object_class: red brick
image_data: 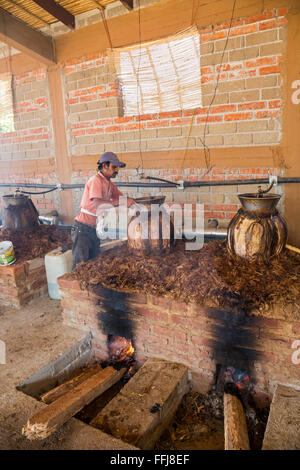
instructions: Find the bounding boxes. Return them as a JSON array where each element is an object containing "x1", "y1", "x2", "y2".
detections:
[
  {"x1": 57, "y1": 277, "x2": 81, "y2": 290},
  {"x1": 238, "y1": 101, "x2": 266, "y2": 110},
  {"x1": 229, "y1": 24, "x2": 257, "y2": 36},
  {"x1": 80, "y1": 95, "x2": 97, "y2": 102},
  {"x1": 196, "y1": 115, "x2": 222, "y2": 123},
  {"x1": 259, "y1": 17, "x2": 288, "y2": 30},
  {"x1": 158, "y1": 111, "x2": 181, "y2": 119},
  {"x1": 136, "y1": 113, "x2": 157, "y2": 121},
  {"x1": 125, "y1": 123, "x2": 146, "y2": 130},
  {"x1": 277, "y1": 7, "x2": 288, "y2": 16},
  {"x1": 268, "y1": 100, "x2": 281, "y2": 108},
  {"x1": 259, "y1": 65, "x2": 281, "y2": 75},
  {"x1": 224, "y1": 112, "x2": 252, "y2": 121},
  {"x1": 244, "y1": 10, "x2": 276, "y2": 24},
  {"x1": 245, "y1": 57, "x2": 277, "y2": 68},
  {"x1": 114, "y1": 116, "x2": 135, "y2": 124},
  {"x1": 255, "y1": 110, "x2": 280, "y2": 118},
  {"x1": 210, "y1": 104, "x2": 236, "y2": 113},
  {"x1": 147, "y1": 120, "x2": 169, "y2": 128},
  {"x1": 104, "y1": 126, "x2": 122, "y2": 133}
]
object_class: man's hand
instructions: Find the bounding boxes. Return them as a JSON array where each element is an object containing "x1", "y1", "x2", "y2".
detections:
[{"x1": 127, "y1": 197, "x2": 136, "y2": 207}]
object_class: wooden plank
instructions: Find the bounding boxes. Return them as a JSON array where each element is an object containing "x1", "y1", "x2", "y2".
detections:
[
  {"x1": 262, "y1": 384, "x2": 300, "y2": 450},
  {"x1": 23, "y1": 366, "x2": 126, "y2": 440},
  {"x1": 48, "y1": 66, "x2": 74, "y2": 225},
  {"x1": 0, "y1": 7, "x2": 56, "y2": 65},
  {"x1": 32, "y1": 0, "x2": 75, "y2": 29},
  {"x1": 224, "y1": 393, "x2": 250, "y2": 450},
  {"x1": 40, "y1": 364, "x2": 103, "y2": 404},
  {"x1": 91, "y1": 359, "x2": 189, "y2": 449}
]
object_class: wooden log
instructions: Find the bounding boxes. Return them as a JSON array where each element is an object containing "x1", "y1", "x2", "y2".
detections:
[
  {"x1": 23, "y1": 367, "x2": 126, "y2": 440},
  {"x1": 262, "y1": 384, "x2": 300, "y2": 450},
  {"x1": 91, "y1": 359, "x2": 189, "y2": 449},
  {"x1": 40, "y1": 364, "x2": 103, "y2": 404},
  {"x1": 224, "y1": 393, "x2": 250, "y2": 450}
]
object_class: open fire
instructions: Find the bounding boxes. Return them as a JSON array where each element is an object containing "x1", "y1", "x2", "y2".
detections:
[{"x1": 107, "y1": 335, "x2": 135, "y2": 366}]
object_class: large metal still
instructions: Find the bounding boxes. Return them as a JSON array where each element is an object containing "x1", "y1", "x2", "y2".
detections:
[
  {"x1": 127, "y1": 196, "x2": 175, "y2": 253},
  {"x1": 2, "y1": 192, "x2": 40, "y2": 231},
  {"x1": 227, "y1": 190, "x2": 287, "y2": 261}
]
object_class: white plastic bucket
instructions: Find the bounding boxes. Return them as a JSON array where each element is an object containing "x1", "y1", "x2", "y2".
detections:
[
  {"x1": 45, "y1": 247, "x2": 72, "y2": 300},
  {"x1": 0, "y1": 241, "x2": 16, "y2": 266}
]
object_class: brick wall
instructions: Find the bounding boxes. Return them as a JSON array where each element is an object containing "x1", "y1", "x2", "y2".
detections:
[
  {"x1": 58, "y1": 277, "x2": 300, "y2": 400},
  {"x1": 63, "y1": 9, "x2": 287, "y2": 153},
  {"x1": 64, "y1": 8, "x2": 287, "y2": 225},
  {"x1": 0, "y1": 69, "x2": 59, "y2": 218},
  {"x1": 0, "y1": 8, "x2": 289, "y2": 225},
  {"x1": 71, "y1": 167, "x2": 284, "y2": 227}
]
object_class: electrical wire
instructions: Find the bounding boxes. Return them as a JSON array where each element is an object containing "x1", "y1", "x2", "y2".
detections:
[
  {"x1": 199, "y1": 0, "x2": 237, "y2": 170},
  {"x1": 136, "y1": 0, "x2": 144, "y2": 174},
  {"x1": 181, "y1": 0, "x2": 237, "y2": 172},
  {"x1": 19, "y1": 187, "x2": 58, "y2": 195}
]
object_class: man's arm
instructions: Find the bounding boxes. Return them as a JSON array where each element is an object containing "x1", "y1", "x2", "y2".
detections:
[{"x1": 92, "y1": 196, "x2": 135, "y2": 211}]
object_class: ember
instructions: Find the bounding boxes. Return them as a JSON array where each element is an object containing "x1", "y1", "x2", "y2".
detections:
[{"x1": 108, "y1": 335, "x2": 135, "y2": 365}]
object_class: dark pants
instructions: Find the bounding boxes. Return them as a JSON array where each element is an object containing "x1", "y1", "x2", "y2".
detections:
[{"x1": 71, "y1": 220, "x2": 100, "y2": 269}]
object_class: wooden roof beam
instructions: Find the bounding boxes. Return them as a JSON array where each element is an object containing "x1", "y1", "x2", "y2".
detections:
[
  {"x1": 32, "y1": 0, "x2": 75, "y2": 29},
  {"x1": 120, "y1": 0, "x2": 134, "y2": 10},
  {"x1": 0, "y1": 7, "x2": 56, "y2": 65}
]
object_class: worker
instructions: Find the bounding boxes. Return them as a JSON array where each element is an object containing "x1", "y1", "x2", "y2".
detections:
[{"x1": 72, "y1": 151, "x2": 135, "y2": 269}]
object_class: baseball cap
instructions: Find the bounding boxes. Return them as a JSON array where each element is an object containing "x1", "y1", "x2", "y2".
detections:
[{"x1": 97, "y1": 152, "x2": 126, "y2": 168}]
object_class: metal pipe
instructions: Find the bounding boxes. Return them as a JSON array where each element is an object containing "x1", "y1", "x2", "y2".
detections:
[{"x1": 0, "y1": 177, "x2": 300, "y2": 191}]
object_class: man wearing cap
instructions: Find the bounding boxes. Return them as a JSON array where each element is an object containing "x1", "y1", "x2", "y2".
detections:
[{"x1": 72, "y1": 152, "x2": 135, "y2": 269}]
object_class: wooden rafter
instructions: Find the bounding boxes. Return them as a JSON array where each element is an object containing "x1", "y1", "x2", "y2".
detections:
[
  {"x1": 0, "y1": 7, "x2": 56, "y2": 65},
  {"x1": 120, "y1": 0, "x2": 134, "y2": 10},
  {"x1": 31, "y1": 0, "x2": 75, "y2": 29},
  {"x1": 5, "y1": 0, "x2": 50, "y2": 28}
]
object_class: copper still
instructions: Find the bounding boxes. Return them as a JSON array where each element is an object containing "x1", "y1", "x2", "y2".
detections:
[
  {"x1": 227, "y1": 188, "x2": 287, "y2": 261},
  {"x1": 127, "y1": 196, "x2": 175, "y2": 253},
  {"x1": 2, "y1": 192, "x2": 40, "y2": 231}
]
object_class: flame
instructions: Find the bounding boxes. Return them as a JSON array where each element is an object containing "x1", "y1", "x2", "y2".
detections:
[{"x1": 108, "y1": 336, "x2": 135, "y2": 363}]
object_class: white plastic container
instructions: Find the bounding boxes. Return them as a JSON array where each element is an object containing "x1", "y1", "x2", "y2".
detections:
[
  {"x1": 45, "y1": 247, "x2": 72, "y2": 300},
  {"x1": 0, "y1": 241, "x2": 16, "y2": 266}
]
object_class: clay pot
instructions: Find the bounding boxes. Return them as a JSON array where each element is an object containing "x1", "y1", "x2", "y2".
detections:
[
  {"x1": 2, "y1": 194, "x2": 40, "y2": 231},
  {"x1": 127, "y1": 196, "x2": 175, "y2": 253},
  {"x1": 227, "y1": 193, "x2": 287, "y2": 261}
]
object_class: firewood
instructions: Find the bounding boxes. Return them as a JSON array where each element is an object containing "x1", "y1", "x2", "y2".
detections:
[
  {"x1": 40, "y1": 364, "x2": 102, "y2": 404},
  {"x1": 91, "y1": 359, "x2": 189, "y2": 449},
  {"x1": 23, "y1": 367, "x2": 126, "y2": 440},
  {"x1": 224, "y1": 393, "x2": 250, "y2": 450}
]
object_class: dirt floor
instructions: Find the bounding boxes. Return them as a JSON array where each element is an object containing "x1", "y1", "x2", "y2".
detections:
[
  {"x1": 70, "y1": 240, "x2": 300, "y2": 316},
  {"x1": 0, "y1": 296, "x2": 137, "y2": 450},
  {"x1": 0, "y1": 225, "x2": 72, "y2": 262}
]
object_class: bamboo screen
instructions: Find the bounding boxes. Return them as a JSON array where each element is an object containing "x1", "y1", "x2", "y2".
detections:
[
  {"x1": 109, "y1": 26, "x2": 201, "y2": 116},
  {"x1": 0, "y1": 73, "x2": 14, "y2": 134}
]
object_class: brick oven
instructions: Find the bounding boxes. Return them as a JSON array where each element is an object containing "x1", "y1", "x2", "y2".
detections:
[
  {"x1": 58, "y1": 273, "x2": 300, "y2": 404},
  {"x1": 0, "y1": 257, "x2": 48, "y2": 308}
]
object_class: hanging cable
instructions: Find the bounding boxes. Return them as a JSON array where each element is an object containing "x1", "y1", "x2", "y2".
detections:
[
  {"x1": 19, "y1": 187, "x2": 58, "y2": 195},
  {"x1": 181, "y1": 0, "x2": 237, "y2": 173},
  {"x1": 136, "y1": 0, "x2": 144, "y2": 174}
]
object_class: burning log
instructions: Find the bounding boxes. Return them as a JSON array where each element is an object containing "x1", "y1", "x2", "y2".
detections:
[
  {"x1": 23, "y1": 366, "x2": 126, "y2": 440},
  {"x1": 40, "y1": 365, "x2": 103, "y2": 404},
  {"x1": 91, "y1": 359, "x2": 189, "y2": 449},
  {"x1": 224, "y1": 393, "x2": 250, "y2": 450}
]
